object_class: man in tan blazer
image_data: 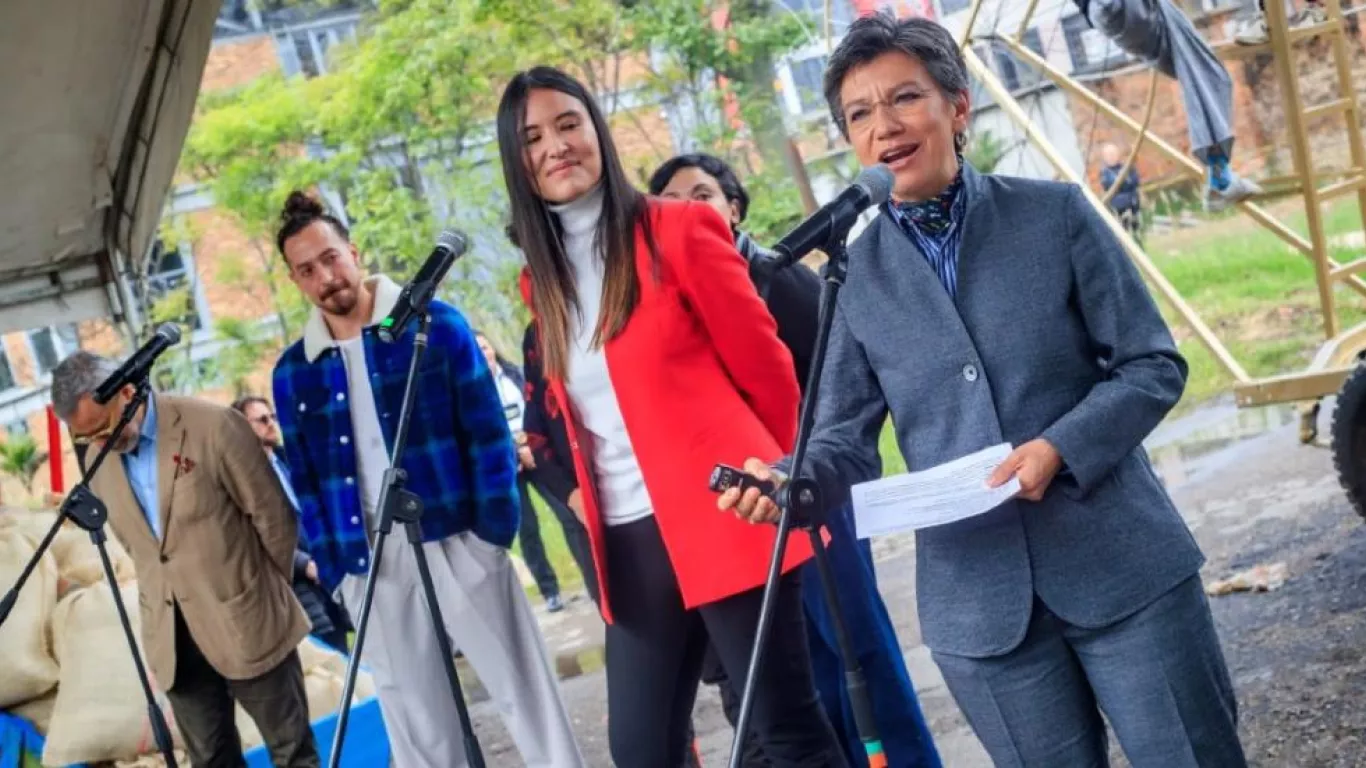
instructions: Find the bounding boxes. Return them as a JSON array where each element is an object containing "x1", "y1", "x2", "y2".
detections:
[{"x1": 51, "y1": 351, "x2": 318, "y2": 768}]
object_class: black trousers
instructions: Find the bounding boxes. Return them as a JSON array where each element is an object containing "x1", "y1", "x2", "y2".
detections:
[
  {"x1": 516, "y1": 472, "x2": 561, "y2": 600},
  {"x1": 521, "y1": 473, "x2": 601, "y2": 605},
  {"x1": 603, "y1": 517, "x2": 848, "y2": 768},
  {"x1": 165, "y1": 607, "x2": 319, "y2": 768}
]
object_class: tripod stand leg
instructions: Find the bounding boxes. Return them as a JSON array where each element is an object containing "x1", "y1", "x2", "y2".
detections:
[
  {"x1": 93, "y1": 533, "x2": 178, "y2": 768},
  {"x1": 404, "y1": 522, "x2": 485, "y2": 768},
  {"x1": 328, "y1": 531, "x2": 390, "y2": 768},
  {"x1": 806, "y1": 528, "x2": 886, "y2": 768},
  {"x1": 0, "y1": 513, "x2": 65, "y2": 625}
]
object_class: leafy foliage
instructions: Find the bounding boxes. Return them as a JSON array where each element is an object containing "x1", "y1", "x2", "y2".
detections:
[
  {"x1": 179, "y1": 0, "x2": 814, "y2": 372},
  {"x1": 0, "y1": 435, "x2": 48, "y2": 496}
]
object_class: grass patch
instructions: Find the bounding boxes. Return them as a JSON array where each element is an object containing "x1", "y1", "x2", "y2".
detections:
[
  {"x1": 511, "y1": 487, "x2": 585, "y2": 598},
  {"x1": 1142, "y1": 196, "x2": 1366, "y2": 413}
]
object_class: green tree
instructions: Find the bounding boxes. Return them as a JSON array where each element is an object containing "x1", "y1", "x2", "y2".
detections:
[{"x1": 0, "y1": 435, "x2": 48, "y2": 497}]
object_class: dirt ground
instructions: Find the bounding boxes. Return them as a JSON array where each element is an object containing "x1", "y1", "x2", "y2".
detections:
[{"x1": 452, "y1": 398, "x2": 1366, "y2": 767}]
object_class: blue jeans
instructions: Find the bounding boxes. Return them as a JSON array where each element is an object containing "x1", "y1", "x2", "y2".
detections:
[{"x1": 800, "y1": 504, "x2": 941, "y2": 768}]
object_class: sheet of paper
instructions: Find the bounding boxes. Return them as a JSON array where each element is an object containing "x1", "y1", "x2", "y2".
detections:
[{"x1": 851, "y1": 443, "x2": 1021, "y2": 539}]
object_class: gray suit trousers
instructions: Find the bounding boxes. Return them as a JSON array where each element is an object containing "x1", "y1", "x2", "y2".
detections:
[{"x1": 932, "y1": 577, "x2": 1246, "y2": 768}]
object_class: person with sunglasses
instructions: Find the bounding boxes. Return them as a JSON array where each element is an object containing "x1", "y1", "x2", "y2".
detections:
[
  {"x1": 233, "y1": 395, "x2": 352, "y2": 653},
  {"x1": 51, "y1": 352, "x2": 320, "y2": 768}
]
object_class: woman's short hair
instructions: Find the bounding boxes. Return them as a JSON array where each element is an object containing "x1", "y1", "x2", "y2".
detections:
[
  {"x1": 646, "y1": 153, "x2": 751, "y2": 223},
  {"x1": 822, "y1": 13, "x2": 969, "y2": 146}
]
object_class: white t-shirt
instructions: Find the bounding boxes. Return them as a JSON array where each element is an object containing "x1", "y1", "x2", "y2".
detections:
[
  {"x1": 337, "y1": 336, "x2": 390, "y2": 533},
  {"x1": 550, "y1": 186, "x2": 654, "y2": 527},
  {"x1": 493, "y1": 369, "x2": 525, "y2": 434}
]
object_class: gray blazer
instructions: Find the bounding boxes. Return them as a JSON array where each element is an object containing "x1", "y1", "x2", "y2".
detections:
[{"x1": 795, "y1": 163, "x2": 1205, "y2": 659}]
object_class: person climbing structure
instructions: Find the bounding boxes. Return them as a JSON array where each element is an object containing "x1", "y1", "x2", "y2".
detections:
[
  {"x1": 1233, "y1": 0, "x2": 1327, "y2": 46},
  {"x1": 1073, "y1": 0, "x2": 1263, "y2": 211}
]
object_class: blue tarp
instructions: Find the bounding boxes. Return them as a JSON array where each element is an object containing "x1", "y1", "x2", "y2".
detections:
[{"x1": 0, "y1": 667, "x2": 388, "y2": 768}]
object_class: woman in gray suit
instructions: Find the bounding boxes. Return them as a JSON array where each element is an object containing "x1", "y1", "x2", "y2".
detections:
[{"x1": 719, "y1": 13, "x2": 1246, "y2": 768}]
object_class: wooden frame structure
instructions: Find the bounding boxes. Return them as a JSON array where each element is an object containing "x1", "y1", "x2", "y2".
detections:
[{"x1": 957, "y1": 0, "x2": 1366, "y2": 426}]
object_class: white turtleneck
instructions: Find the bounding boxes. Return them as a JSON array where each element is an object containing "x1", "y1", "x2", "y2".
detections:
[{"x1": 548, "y1": 186, "x2": 654, "y2": 527}]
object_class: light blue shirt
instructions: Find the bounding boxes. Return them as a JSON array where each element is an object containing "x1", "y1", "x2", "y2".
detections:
[
  {"x1": 269, "y1": 450, "x2": 300, "y2": 511},
  {"x1": 121, "y1": 396, "x2": 161, "y2": 538}
]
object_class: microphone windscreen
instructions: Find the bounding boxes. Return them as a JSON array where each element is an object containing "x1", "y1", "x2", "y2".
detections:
[
  {"x1": 154, "y1": 322, "x2": 182, "y2": 345},
  {"x1": 856, "y1": 164, "x2": 895, "y2": 206},
  {"x1": 436, "y1": 229, "x2": 469, "y2": 256}
]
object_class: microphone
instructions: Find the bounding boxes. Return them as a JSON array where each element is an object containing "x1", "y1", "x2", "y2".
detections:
[
  {"x1": 769, "y1": 164, "x2": 894, "y2": 269},
  {"x1": 378, "y1": 230, "x2": 470, "y2": 343},
  {"x1": 92, "y1": 323, "x2": 182, "y2": 404}
]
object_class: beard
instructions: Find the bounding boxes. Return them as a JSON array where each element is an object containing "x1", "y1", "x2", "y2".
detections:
[
  {"x1": 110, "y1": 430, "x2": 140, "y2": 453},
  {"x1": 318, "y1": 283, "x2": 358, "y2": 316}
]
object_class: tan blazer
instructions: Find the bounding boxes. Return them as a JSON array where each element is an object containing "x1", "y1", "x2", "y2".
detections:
[{"x1": 90, "y1": 394, "x2": 310, "y2": 688}]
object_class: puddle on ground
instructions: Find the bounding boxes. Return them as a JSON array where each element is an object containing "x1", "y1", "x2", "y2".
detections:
[{"x1": 1146, "y1": 401, "x2": 1302, "y2": 489}]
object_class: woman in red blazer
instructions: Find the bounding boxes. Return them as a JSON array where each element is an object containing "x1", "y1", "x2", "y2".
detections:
[{"x1": 496, "y1": 66, "x2": 848, "y2": 767}]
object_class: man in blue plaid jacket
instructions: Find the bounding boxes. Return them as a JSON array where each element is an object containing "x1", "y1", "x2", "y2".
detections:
[{"x1": 270, "y1": 191, "x2": 583, "y2": 767}]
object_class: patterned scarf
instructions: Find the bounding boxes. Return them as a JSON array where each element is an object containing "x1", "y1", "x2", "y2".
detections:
[{"x1": 894, "y1": 167, "x2": 964, "y2": 235}]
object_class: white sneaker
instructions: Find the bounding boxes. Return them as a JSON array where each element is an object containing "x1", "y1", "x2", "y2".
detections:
[
  {"x1": 1205, "y1": 173, "x2": 1264, "y2": 213},
  {"x1": 1292, "y1": 5, "x2": 1329, "y2": 27},
  {"x1": 1234, "y1": 14, "x2": 1269, "y2": 45}
]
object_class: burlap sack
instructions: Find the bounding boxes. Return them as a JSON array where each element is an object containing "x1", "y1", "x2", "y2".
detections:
[
  {"x1": 297, "y1": 637, "x2": 376, "y2": 702},
  {"x1": 42, "y1": 582, "x2": 183, "y2": 766},
  {"x1": 10, "y1": 690, "x2": 57, "y2": 735},
  {"x1": 0, "y1": 513, "x2": 60, "y2": 707},
  {"x1": 111, "y1": 749, "x2": 190, "y2": 768},
  {"x1": 38, "y1": 512, "x2": 137, "y2": 592}
]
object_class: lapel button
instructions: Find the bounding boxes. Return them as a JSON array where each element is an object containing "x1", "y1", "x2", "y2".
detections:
[{"x1": 159, "y1": 554, "x2": 168, "y2": 564}]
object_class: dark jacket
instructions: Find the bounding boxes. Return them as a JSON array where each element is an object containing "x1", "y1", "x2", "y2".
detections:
[
  {"x1": 520, "y1": 323, "x2": 579, "y2": 507},
  {"x1": 1100, "y1": 163, "x2": 1141, "y2": 214},
  {"x1": 735, "y1": 231, "x2": 822, "y2": 394},
  {"x1": 275, "y1": 448, "x2": 352, "y2": 644}
]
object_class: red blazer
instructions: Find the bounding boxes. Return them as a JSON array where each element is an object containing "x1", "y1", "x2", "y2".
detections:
[{"x1": 519, "y1": 198, "x2": 812, "y2": 624}]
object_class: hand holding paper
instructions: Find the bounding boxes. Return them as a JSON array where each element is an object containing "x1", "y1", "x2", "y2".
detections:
[
  {"x1": 851, "y1": 443, "x2": 1022, "y2": 539},
  {"x1": 987, "y1": 438, "x2": 1064, "y2": 502}
]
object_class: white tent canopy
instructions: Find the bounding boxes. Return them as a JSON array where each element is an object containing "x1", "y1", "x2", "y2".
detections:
[{"x1": 0, "y1": 0, "x2": 220, "y2": 337}]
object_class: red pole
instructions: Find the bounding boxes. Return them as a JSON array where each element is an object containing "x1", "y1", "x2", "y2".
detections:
[{"x1": 47, "y1": 404, "x2": 63, "y2": 494}]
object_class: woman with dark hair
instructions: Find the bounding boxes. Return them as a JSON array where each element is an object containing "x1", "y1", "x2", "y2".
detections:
[
  {"x1": 721, "y1": 13, "x2": 1246, "y2": 768},
  {"x1": 650, "y1": 153, "x2": 940, "y2": 768},
  {"x1": 496, "y1": 65, "x2": 847, "y2": 766}
]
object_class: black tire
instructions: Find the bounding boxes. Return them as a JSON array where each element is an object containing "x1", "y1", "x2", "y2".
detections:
[{"x1": 1331, "y1": 361, "x2": 1366, "y2": 521}]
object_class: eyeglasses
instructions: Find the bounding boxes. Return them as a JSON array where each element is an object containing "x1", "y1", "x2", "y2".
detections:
[
  {"x1": 251, "y1": 413, "x2": 277, "y2": 427},
  {"x1": 71, "y1": 405, "x2": 123, "y2": 446}
]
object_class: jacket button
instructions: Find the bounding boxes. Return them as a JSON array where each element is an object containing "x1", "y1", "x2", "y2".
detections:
[
  {"x1": 963, "y1": 364, "x2": 979, "y2": 382},
  {"x1": 340, "y1": 436, "x2": 350, "y2": 445},
  {"x1": 164, "y1": 599, "x2": 172, "y2": 607},
  {"x1": 159, "y1": 554, "x2": 168, "y2": 563}
]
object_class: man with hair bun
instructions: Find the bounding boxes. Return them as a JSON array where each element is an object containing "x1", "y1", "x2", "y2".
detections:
[{"x1": 270, "y1": 191, "x2": 582, "y2": 767}]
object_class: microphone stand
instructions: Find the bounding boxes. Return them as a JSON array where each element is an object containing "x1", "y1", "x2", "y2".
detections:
[
  {"x1": 330, "y1": 312, "x2": 484, "y2": 768},
  {"x1": 0, "y1": 380, "x2": 178, "y2": 767},
  {"x1": 729, "y1": 236, "x2": 887, "y2": 768}
]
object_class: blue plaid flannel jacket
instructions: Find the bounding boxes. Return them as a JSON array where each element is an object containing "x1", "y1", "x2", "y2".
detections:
[{"x1": 272, "y1": 276, "x2": 519, "y2": 591}]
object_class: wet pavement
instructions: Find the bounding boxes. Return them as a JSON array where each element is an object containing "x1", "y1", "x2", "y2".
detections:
[{"x1": 456, "y1": 398, "x2": 1366, "y2": 767}]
